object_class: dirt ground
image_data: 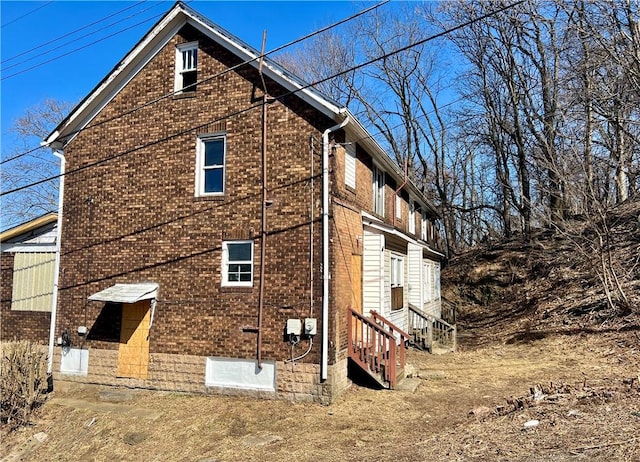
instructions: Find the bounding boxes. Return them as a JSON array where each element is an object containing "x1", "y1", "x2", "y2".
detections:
[{"x1": 2, "y1": 325, "x2": 639, "y2": 462}]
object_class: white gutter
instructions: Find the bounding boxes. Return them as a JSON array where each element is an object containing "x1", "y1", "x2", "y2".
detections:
[
  {"x1": 321, "y1": 115, "x2": 349, "y2": 381},
  {"x1": 47, "y1": 149, "x2": 65, "y2": 375}
]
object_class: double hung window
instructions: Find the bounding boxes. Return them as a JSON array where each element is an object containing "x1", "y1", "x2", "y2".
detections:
[
  {"x1": 372, "y1": 165, "x2": 385, "y2": 216},
  {"x1": 222, "y1": 241, "x2": 254, "y2": 287},
  {"x1": 196, "y1": 135, "x2": 225, "y2": 196},
  {"x1": 175, "y1": 42, "x2": 198, "y2": 93}
]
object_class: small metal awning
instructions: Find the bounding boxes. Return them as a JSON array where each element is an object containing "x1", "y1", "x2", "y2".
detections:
[{"x1": 88, "y1": 283, "x2": 159, "y2": 304}]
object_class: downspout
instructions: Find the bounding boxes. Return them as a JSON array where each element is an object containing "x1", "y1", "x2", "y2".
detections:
[
  {"x1": 256, "y1": 31, "x2": 269, "y2": 369},
  {"x1": 321, "y1": 116, "x2": 349, "y2": 381},
  {"x1": 47, "y1": 149, "x2": 65, "y2": 375}
]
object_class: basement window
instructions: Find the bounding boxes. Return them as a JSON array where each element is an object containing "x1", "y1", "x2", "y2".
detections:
[
  {"x1": 222, "y1": 241, "x2": 254, "y2": 287},
  {"x1": 175, "y1": 42, "x2": 198, "y2": 93}
]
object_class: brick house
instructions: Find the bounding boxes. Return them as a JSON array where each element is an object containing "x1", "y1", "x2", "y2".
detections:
[
  {"x1": 44, "y1": 2, "x2": 446, "y2": 402},
  {"x1": 1, "y1": 213, "x2": 58, "y2": 344}
]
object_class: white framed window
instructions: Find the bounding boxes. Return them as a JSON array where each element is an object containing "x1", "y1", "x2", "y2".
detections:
[
  {"x1": 372, "y1": 165, "x2": 385, "y2": 216},
  {"x1": 345, "y1": 141, "x2": 356, "y2": 189},
  {"x1": 195, "y1": 134, "x2": 225, "y2": 196},
  {"x1": 175, "y1": 41, "x2": 198, "y2": 93},
  {"x1": 409, "y1": 200, "x2": 416, "y2": 234},
  {"x1": 222, "y1": 241, "x2": 254, "y2": 287},
  {"x1": 423, "y1": 262, "x2": 432, "y2": 302},
  {"x1": 421, "y1": 211, "x2": 427, "y2": 241},
  {"x1": 390, "y1": 254, "x2": 404, "y2": 288},
  {"x1": 395, "y1": 194, "x2": 402, "y2": 220}
]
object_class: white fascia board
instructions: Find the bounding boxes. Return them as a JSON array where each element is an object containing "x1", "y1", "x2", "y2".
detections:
[
  {"x1": 49, "y1": 11, "x2": 186, "y2": 147},
  {"x1": 361, "y1": 211, "x2": 445, "y2": 259},
  {"x1": 1, "y1": 243, "x2": 57, "y2": 253},
  {"x1": 183, "y1": 14, "x2": 341, "y2": 120}
]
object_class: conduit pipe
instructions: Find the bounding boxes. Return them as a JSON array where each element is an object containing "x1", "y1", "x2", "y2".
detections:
[
  {"x1": 47, "y1": 149, "x2": 65, "y2": 375},
  {"x1": 321, "y1": 115, "x2": 349, "y2": 381}
]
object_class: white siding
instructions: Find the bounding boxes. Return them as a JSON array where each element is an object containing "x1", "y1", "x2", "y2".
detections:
[
  {"x1": 383, "y1": 248, "x2": 391, "y2": 315},
  {"x1": 362, "y1": 231, "x2": 384, "y2": 316},
  {"x1": 407, "y1": 243, "x2": 423, "y2": 307}
]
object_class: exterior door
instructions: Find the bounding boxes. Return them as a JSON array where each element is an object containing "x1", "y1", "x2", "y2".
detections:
[{"x1": 117, "y1": 300, "x2": 150, "y2": 379}]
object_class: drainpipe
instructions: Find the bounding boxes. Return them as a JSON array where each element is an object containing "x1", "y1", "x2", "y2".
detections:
[
  {"x1": 321, "y1": 115, "x2": 349, "y2": 381},
  {"x1": 47, "y1": 149, "x2": 65, "y2": 375}
]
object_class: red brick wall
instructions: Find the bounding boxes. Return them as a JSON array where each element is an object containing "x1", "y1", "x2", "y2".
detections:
[
  {"x1": 0, "y1": 253, "x2": 51, "y2": 344},
  {"x1": 56, "y1": 25, "x2": 334, "y2": 365}
]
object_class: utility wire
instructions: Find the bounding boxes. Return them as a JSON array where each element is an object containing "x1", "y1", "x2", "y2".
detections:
[
  {"x1": 1, "y1": 0, "x2": 524, "y2": 197},
  {"x1": 3, "y1": 2, "x2": 165, "y2": 72},
  {"x1": 3, "y1": 0, "x2": 388, "y2": 163},
  {"x1": 2, "y1": 11, "x2": 167, "y2": 81},
  {"x1": 2, "y1": 1, "x2": 146, "y2": 64},
  {"x1": 1, "y1": 1, "x2": 53, "y2": 29}
]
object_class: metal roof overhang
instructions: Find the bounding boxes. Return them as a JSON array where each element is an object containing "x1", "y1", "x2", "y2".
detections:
[{"x1": 88, "y1": 283, "x2": 159, "y2": 304}]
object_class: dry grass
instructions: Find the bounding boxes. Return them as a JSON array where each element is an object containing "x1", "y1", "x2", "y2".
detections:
[{"x1": 2, "y1": 330, "x2": 639, "y2": 461}]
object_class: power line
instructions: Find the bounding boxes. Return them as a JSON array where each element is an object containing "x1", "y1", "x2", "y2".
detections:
[
  {"x1": 3, "y1": 2, "x2": 166, "y2": 72},
  {"x1": 1, "y1": 0, "x2": 523, "y2": 198},
  {"x1": 3, "y1": 0, "x2": 388, "y2": 163},
  {"x1": 51, "y1": 0, "x2": 389, "y2": 145},
  {"x1": 1, "y1": 11, "x2": 167, "y2": 81},
  {"x1": 1, "y1": 146, "x2": 47, "y2": 166},
  {"x1": 1, "y1": 1, "x2": 147, "y2": 64},
  {"x1": 1, "y1": 1, "x2": 53, "y2": 29}
]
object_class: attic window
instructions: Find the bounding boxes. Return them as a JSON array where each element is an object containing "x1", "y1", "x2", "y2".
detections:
[{"x1": 175, "y1": 42, "x2": 198, "y2": 93}]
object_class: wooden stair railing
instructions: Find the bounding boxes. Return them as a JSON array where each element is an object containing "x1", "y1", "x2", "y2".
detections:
[
  {"x1": 408, "y1": 303, "x2": 457, "y2": 353},
  {"x1": 370, "y1": 310, "x2": 411, "y2": 376},
  {"x1": 347, "y1": 308, "x2": 405, "y2": 389},
  {"x1": 441, "y1": 297, "x2": 457, "y2": 325}
]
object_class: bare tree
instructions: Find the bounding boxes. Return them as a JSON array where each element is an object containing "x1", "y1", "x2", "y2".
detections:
[{"x1": 1, "y1": 99, "x2": 72, "y2": 229}]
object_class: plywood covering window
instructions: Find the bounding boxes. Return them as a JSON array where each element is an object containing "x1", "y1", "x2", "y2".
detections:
[{"x1": 11, "y1": 252, "x2": 55, "y2": 311}]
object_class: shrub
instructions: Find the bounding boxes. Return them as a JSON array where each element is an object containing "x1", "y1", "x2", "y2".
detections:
[{"x1": 0, "y1": 341, "x2": 48, "y2": 430}]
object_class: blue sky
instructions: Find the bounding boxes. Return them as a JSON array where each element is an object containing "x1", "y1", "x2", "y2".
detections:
[{"x1": 1, "y1": 1, "x2": 372, "y2": 149}]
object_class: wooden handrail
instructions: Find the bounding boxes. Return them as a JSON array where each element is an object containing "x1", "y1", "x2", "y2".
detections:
[
  {"x1": 370, "y1": 311, "x2": 412, "y2": 340},
  {"x1": 347, "y1": 308, "x2": 400, "y2": 388},
  {"x1": 408, "y1": 303, "x2": 457, "y2": 352}
]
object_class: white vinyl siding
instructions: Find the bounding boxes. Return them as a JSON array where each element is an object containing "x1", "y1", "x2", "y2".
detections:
[
  {"x1": 362, "y1": 231, "x2": 384, "y2": 317},
  {"x1": 407, "y1": 244, "x2": 423, "y2": 307},
  {"x1": 345, "y1": 142, "x2": 356, "y2": 189},
  {"x1": 11, "y1": 252, "x2": 55, "y2": 311},
  {"x1": 434, "y1": 262, "x2": 441, "y2": 300}
]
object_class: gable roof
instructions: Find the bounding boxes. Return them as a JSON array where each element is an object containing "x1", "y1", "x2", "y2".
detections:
[
  {"x1": 44, "y1": 1, "x2": 438, "y2": 217},
  {"x1": 1, "y1": 213, "x2": 58, "y2": 243}
]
